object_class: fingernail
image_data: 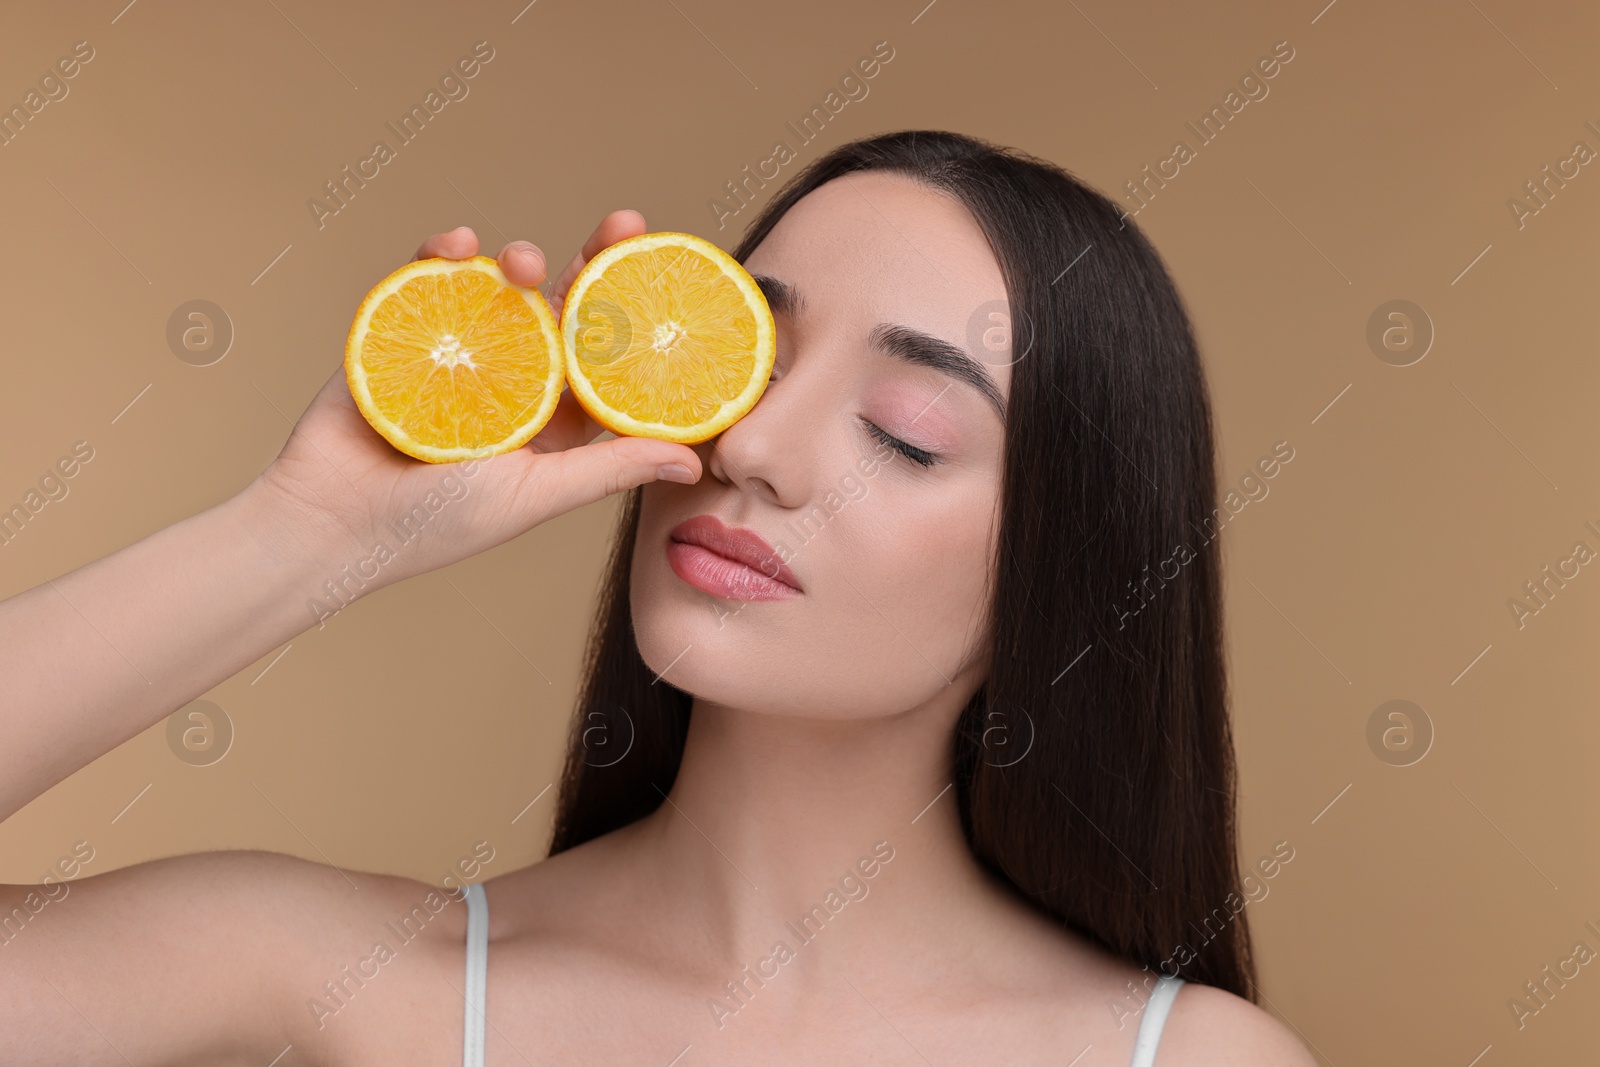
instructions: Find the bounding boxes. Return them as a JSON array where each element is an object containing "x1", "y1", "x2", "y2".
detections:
[{"x1": 656, "y1": 463, "x2": 697, "y2": 484}]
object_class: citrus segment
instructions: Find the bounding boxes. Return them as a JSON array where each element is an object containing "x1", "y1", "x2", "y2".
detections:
[
  {"x1": 560, "y1": 232, "x2": 775, "y2": 444},
  {"x1": 345, "y1": 255, "x2": 564, "y2": 463}
]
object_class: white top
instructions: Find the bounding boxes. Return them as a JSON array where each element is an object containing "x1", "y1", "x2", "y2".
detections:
[
  {"x1": 1131, "y1": 974, "x2": 1186, "y2": 1066},
  {"x1": 458, "y1": 882, "x2": 1184, "y2": 1066},
  {"x1": 461, "y1": 882, "x2": 489, "y2": 1067}
]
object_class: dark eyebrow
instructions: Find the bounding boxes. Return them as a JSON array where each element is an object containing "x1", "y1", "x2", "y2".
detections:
[
  {"x1": 750, "y1": 273, "x2": 1007, "y2": 425},
  {"x1": 866, "y1": 323, "x2": 1007, "y2": 425},
  {"x1": 751, "y1": 273, "x2": 805, "y2": 318}
]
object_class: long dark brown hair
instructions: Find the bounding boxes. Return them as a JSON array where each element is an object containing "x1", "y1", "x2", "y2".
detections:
[{"x1": 548, "y1": 129, "x2": 1255, "y2": 999}]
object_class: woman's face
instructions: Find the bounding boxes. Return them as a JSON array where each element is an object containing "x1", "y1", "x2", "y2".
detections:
[{"x1": 630, "y1": 170, "x2": 1013, "y2": 720}]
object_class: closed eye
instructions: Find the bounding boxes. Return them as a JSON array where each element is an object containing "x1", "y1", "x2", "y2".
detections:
[
  {"x1": 862, "y1": 419, "x2": 937, "y2": 467},
  {"x1": 749, "y1": 276, "x2": 940, "y2": 469}
]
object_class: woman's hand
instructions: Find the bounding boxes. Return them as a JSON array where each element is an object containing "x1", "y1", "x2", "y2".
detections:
[
  {"x1": 1, "y1": 212, "x2": 701, "y2": 823},
  {"x1": 248, "y1": 211, "x2": 702, "y2": 589}
]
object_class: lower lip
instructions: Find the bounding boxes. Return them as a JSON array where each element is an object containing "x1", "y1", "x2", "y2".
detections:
[{"x1": 666, "y1": 541, "x2": 801, "y2": 601}]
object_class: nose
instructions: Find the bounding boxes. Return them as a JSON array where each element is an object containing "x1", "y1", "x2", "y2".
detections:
[{"x1": 701, "y1": 358, "x2": 828, "y2": 510}]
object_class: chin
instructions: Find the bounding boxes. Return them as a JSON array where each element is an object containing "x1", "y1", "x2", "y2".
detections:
[
  {"x1": 629, "y1": 555, "x2": 788, "y2": 705},
  {"x1": 626, "y1": 578, "x2": 924, "y2": 722},
  {"x1": 624, "y1": 521, "x2": 961, "y2": 720}
]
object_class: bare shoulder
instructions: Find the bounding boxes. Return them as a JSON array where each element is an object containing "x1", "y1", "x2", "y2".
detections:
[
  {"x1": 1163, "y1": 981, "x2": 1320, "y2": 1065},
  {"x1": 476, "y1": 818, "x2": 640, "y2": 932}
]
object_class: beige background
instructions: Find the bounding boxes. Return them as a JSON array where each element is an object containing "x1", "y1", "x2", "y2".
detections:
[{"x1": 2, "y1": 1, "x2": 1595, "y2": 1063}]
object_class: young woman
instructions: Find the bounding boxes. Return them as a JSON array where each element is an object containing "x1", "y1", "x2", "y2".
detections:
[{"x1": 2, "y1": 129, "x2": 1316, "y2": 1065}]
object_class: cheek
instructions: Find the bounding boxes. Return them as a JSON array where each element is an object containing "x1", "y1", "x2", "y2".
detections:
[
  {"x1": 860, "y1": 501, "x2": 993, "y2": 634},
  {"x1": 811, "y1": 489, "x2": 997, "y2": 697},
  {"x1": 628, "y1": 488, "x2": 690, "y2": 665}
]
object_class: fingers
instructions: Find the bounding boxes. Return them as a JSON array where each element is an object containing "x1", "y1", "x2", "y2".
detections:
[
  {"x1": 414, "y1": 227, "x2": 547, "y2": 290},
  {"x1": 549, "y1": 209, "x2": 648, "y2": 315},
  {"x1": 580, "y1": 209, "x2": 648, "y2": 262},
  {"x1": 497, "y1": 241, "x2": 547, "y2": 288},
  {"x1": 414, "y1": 226, "x2": 478, "y2": 262},
  {"x1": 525, "y1": 389, "x2": 604, "y2": 454},
  {"x1": 519, "y1": 435, "x2": 702, "y2": 521},
  {"x1": 410, "y1": 210, "x2": 646, "y2": 319}
]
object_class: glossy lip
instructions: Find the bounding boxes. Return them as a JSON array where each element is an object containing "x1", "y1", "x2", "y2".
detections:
[{"x1": 667, "y1": 514, "x2": 803, "y2": 600}]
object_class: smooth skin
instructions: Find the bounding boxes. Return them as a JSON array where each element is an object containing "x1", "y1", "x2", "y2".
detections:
[{"x1": 0, "y1": 195, "x2": 1319, "y2": 1065}]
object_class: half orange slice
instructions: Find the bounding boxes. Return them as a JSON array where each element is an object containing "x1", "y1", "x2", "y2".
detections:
[
  {"x1": 345, "y1": 255, "x2": 565, "y2": 463},
  {"x1": 559, "y1": 231, "x2": 775, "y2": 444}
]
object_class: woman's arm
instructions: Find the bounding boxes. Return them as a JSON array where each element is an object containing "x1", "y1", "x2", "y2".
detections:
[
  {"x1": 0, "y1": 848, "x2": 467, "y2": 1067},
  {"x1": 0, "y1": 474, "x2": 339, "y2": 823},
  {"x1": 0, "y1": 215, "x2": 703, "y2": 1066},
  {"x1": 0, "y1": 216, "x2": 701, "y2": 825}
]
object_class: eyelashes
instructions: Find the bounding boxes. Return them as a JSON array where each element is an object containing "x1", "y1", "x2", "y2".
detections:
[
  {"x1": 765, "y1": 371, "x2": 940, "y2": 468},
  {"x1": 862, "y1": 419, "x2": 937, "y2": 468}
]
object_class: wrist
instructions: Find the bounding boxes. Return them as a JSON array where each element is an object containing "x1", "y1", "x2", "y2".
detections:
[{"x1": 227, "y1": 473, "x2": 370, "y2": 606}]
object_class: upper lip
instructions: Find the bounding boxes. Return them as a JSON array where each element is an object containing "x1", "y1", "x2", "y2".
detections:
[{"x1": 669, "y1": 514, "x2": 803, "y2": 592}]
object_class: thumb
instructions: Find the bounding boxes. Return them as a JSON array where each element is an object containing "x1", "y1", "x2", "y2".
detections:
[{"x1": 521, "y1": 435, "x2": 702, "y2": 520}]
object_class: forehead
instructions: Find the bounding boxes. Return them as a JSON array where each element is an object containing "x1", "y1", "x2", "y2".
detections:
[{"x1": 742, "y1": 171, "x2": 1014, "y2": 387}]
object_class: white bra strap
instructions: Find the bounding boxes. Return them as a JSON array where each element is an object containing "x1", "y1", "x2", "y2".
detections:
[
  {"x1": 462, "y1": 882, "x2": 489, "y2": 1067},
  {"x1": 1129, "y1": 975, "x2": 1184, "y2": 1067}
]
